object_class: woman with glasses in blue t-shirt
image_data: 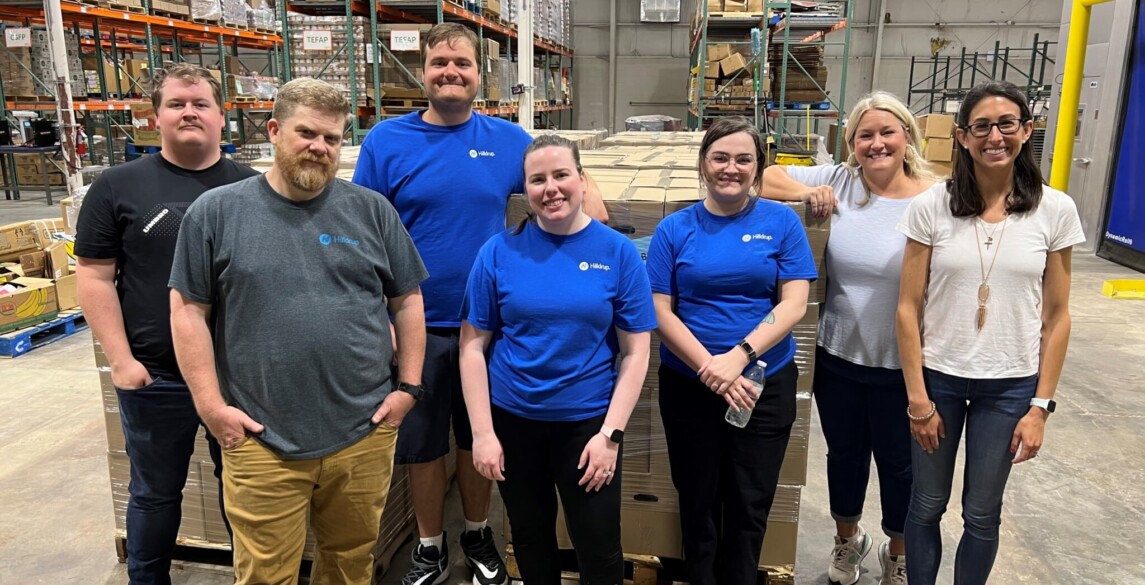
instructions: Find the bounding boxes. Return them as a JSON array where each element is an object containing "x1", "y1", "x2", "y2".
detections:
[{"x1": 645, "y1": 116, "x2": 818, "y2": 584}]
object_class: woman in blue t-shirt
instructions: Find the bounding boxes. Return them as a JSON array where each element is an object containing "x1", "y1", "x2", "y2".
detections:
[
  {"x1": 646, "y1": 116, "x2": 818, "y2": 584},
  {"x1": 460, "y1": 134, "x2": 657, "y2": 585}
]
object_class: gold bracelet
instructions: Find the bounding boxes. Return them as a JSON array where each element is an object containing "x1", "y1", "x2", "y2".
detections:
[{"x1": 907, "y1": 401, "x2": 936, "y2": 422}]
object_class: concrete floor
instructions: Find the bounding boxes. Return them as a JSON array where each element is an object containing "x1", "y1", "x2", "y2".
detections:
[{"x1": 3, "y1": 195, "x2": 1144, "y2": 584}]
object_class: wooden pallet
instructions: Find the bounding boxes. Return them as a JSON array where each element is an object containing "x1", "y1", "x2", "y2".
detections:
[
  {"x1": 7, "y1": 95, "x2": 55, "y2": 102},
  {"x1": 0, "y1": 310, "x2": 87, "y2": 359},
  {"x1": 192, "y1": 17, "x2": 222, "y2": 25},
  {"x1": 232, "y1": 94, "x2": 257, "y2": 102},
  {"x1": 379, "y1": 98, "x2": 427, "y2": 110},
  {"x1": 505, "y1": 546, "x2": 794, "y2": 585},
  {"x1": 255, "y1": 27, "x2": 276, "y2": 34},
  {"x1": 223, "y1": 21, "x2": 250, "y2": 30},
  {"x1": 102, "y1": 2, "x2": 146, "y2": 13},
  {"x1": 710, "y1": 11, "x2": 765, "y2": 19},
  {"x1": 112, "y1": 519, "x2": 415, "y2": 581}
]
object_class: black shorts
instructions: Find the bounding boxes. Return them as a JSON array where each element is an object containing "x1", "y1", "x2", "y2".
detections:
[{"x1": 394, "y1": 327, "x2": 474, "y2": 464}]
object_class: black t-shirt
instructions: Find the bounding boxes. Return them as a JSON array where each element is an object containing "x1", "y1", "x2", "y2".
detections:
[{"x1": 75, "y1": 154, "x2": 259, "y2": 382}]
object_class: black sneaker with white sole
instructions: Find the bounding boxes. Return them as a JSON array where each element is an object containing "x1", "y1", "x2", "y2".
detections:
[
  {"x1": 401, "y1": 537, "x2": 450, "y2": 585},
  {"x1": 460, "y1": 527, "x2": 507, "y2": 585}
]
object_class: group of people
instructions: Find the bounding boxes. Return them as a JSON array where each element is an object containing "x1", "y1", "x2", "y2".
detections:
[{"x1": 74, "y1": 18, "x2": 1082, "y2": 585}]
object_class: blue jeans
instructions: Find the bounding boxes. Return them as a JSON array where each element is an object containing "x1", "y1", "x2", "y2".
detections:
[
  {"x1": 904, "y1": 368, "x2": 1038, "y2": 585},
  {"x1": 813, "y1": 348, "x2": 912, "y2": 539},
  {"x1": 117, "y1": 378, "x2": 227, "y2": 585}
]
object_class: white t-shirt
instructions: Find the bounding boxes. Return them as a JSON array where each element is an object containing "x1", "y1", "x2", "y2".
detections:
[
  {"x1": 785, "y1": 164, "x2": 924, "y2": 369},
  {"x1": 897, "y1": 183, "x2": 1085, "y2": 378}
]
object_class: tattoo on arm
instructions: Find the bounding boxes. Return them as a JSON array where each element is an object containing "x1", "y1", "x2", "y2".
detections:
[{"x1": 751, "y1": 311, "x2": 776, "y2": 333}]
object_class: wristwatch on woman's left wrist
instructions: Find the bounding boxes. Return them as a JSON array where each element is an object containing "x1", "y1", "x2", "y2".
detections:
[
  {"x1": 1030, "y1": 397, "x2": 1056, "y2": 414},
  {"x1": 600, "y1": 425, "x2": 624, "y2": 445},
  {"x1": 736, "y1": 339, "x2": 757, "y2": 361}
]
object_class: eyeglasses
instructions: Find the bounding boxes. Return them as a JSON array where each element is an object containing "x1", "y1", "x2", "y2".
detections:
[
  {"x1": 962, "y1": 118, "x2": 1028, "y2": 138},
  {"x1": 706, "y1": 154, "x2": 756, "y2": 169}
]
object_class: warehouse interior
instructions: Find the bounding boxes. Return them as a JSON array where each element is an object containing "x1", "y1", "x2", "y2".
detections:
[{"x1": 2, "y1": 0, "x2": 1144, "y2": 584}]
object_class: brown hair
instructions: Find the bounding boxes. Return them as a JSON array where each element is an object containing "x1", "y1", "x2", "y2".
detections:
[
  {"x1": 272, "y1": 77, "x2": 351, "y2": 123},
  {"x1": 698, "y1": 116, "x2": 766, "y2": 191},
  {"x1": 422, "y1": 22, "x2": 480, "y2": 65},
  {"x1": 150, "y1": 63, "x2": 224, "y2": 110}
]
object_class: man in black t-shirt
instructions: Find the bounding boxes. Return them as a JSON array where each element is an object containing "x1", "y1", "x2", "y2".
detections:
[{"x1": 75, "y1": 63, "x2": 257, "y2": 585}]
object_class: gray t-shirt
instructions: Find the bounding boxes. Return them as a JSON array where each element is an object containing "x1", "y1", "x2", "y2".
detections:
[
  {"x1": 786, "y1": 164, "x2": 926, "y2": 369},
  {"x1": 170, "y1": 175, "x2": 428, "y2": 459}
]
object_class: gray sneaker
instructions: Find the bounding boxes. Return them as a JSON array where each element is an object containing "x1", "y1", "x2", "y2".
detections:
[
  {"x1": 827, "y1": 525, "x2": 872, "y2": 585},
  {"x1": 878, "y1": 540, "x2": 907, "y2": 585}
]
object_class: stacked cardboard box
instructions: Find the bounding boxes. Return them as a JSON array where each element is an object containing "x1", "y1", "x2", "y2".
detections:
[
  {"x1": 501, "y1": 136, "x2": 829, "y2": 581},
  {"x1": 707, "y1": 0, "x2": 765, "y2": 12},
  {"x1": 483, "y1": 38, "x2": 502, "y2": 103},
  {"x1": 0, "y1": 218, "x2": 74, "y2": 334},
  {"x1": 0, "y1": 30, "x2": 85, "y2": 98},
  {"x1": 287, "y1": 14, "x2": 369, "y2": 105},
  {"x1": 768, "y1": 43, "x2": 827, "y2": 103},
  {"x1": 9, "y1": 153, "x2": 66, "y2": 187},
  {"x1": 918, "y1": 113, "x2": 956, "y2": 177}
]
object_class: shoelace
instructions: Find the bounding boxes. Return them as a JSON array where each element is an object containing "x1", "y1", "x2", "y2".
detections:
[{"x1": 831, "y1": 541, "x2": 857, "y2": 568}]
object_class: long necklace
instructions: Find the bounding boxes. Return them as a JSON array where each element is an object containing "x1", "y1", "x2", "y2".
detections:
[{"x1": 973, "y1": 215, "x2": 1008, "y2": 331}]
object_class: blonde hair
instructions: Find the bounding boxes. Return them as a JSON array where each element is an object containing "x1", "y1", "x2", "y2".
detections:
[
  {"x1": 272, "y1": 77, "x2": 350, "y2": 123},
  {"x1": 843, "y1": 91, "x2": 939, "y2": 205}
]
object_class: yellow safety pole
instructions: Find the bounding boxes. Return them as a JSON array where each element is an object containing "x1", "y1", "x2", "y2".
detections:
[{"x1": 1050, "y1": 0, "x2": 1115, "y2": 191}]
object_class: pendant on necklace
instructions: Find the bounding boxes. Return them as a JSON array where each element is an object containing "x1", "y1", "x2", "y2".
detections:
[
  {"x1": 976, "y1": 283, "x2": 990, "y2": 330},
  {"x1": 984, "y1": 237, "x2": 993, "y2": 249}
]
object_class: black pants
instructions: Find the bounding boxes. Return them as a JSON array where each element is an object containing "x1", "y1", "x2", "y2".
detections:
[
  {"x1": 494, "y1": 406, "x2": 623, "y2": 585},
  {"x1": 658, "y1": 361, "x2": 798, "y2": 585}
]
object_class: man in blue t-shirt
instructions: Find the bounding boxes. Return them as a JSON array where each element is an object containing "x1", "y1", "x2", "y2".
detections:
[{"x1": 353, "y1": 22, "x2": 606, "y2": 585}]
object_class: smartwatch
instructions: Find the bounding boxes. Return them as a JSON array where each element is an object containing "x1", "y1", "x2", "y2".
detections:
[
  {"x1": 736, "y1": 339, "x2": 757, "y2": 361},
  {"x1": 1030, "y1": 397, "x2": 1056, "y2": 413},
  {"x1": 396, "y1": 382, "x2": 425, "y2": 401},
  {"x1": 600, "y1": 425, "x2": 624, "y2": 445}
]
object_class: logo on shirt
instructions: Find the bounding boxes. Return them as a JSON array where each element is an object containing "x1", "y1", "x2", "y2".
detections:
[
  {"x1": 140, "y1": 203, "x2": 192, "y2": 238},
  {"x1": 742, "y1": 233, "x2": 773, "y2": 242},
  {"x1": 469, "y1": 148, "x2": 496, "y2": 159},
  {"x1": 319, "y1": 233, "x2": 360, "y2": 247},
  {"x1": 579, "y1": 261, "x2": 611, "y2": 272}
]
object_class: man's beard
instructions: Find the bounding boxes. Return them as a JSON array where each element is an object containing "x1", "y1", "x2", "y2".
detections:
[{"x1": 277, "y1": 149, "x2": 336, "y2": 192}]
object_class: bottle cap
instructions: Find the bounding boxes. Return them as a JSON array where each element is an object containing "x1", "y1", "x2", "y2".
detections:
[{"x1": 756, "y1": 360, "x2": 767, "y2": 367}]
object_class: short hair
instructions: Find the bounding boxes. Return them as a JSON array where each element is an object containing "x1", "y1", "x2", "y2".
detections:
[
  {"x1": 422, "y1": 22, "x2": 480, "y2": 65},
  {"x1": 150, "y1": 63, "x2": 224, "y2": 110},
  {"x1": 271, "y1": 77, "x2": 351, "y2": 123},
  {"x1": 843, "y1": 91, "x2": 939, "y2": 205},
  {"x1": 698, "y1": 116, "x2": 766, "y2": 190},
  {"x1": 948, "y1": 81, "x2": 1043, "y2": 217}
]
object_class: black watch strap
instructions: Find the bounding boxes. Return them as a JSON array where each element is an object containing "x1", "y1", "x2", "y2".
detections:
[
  {"x1": 737, "y1": 339, "x2": 757, "y2": 361},
  {"x1": 396, "y1": 382, "x2": 425, "y2": 401}
]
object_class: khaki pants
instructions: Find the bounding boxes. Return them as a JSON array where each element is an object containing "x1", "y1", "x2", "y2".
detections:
[{"x1": 222, "y1": 424, "x2": 399, "y2": 585}]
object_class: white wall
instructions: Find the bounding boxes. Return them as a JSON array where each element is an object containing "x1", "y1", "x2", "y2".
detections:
[{"x1": 572, "y1": 0, "x2": 1063, "y2": 129}]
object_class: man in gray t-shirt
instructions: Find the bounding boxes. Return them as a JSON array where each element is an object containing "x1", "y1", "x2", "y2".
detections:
[{"x1": 170, "y1": 78, "x2": 428, "y2": 585}]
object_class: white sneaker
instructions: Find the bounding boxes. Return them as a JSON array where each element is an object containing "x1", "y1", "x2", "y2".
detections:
[
  {"x1": 878, "y1": 540, "x2": 907, "y2": 585},
  {"x1": 827, "y1": 525, "x2": 872, "y2": 585}
]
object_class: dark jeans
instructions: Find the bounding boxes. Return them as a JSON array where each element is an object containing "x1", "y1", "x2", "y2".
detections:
[
  {"x1": 117, "y1": 378, "x2": 227, "y2": 585},
  {"x1": 813, "y1": 347, "x2": 912, "y2": 539},
  {"x1": 493, "y1": 407, "x2": 623, "y2": 585},
  {"x1": 904, "y1": 368, "x2": 1038, "y2": 585},
  {"x1": 658, "y1": 361, "x2": 798, "y2": 585}
]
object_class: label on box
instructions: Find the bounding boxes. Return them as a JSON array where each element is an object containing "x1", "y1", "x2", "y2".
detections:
[
  {"x1": 390, "y1": 29, "x2": 420, "y2": 52},
  {"x1": 5, "y1": 28, "x2": 32, "y2": 48},
  {"x1": 303, "y1": 30, "x2": 333, "y2": 51}
]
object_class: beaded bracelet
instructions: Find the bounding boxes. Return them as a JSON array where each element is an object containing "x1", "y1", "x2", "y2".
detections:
[{"x1": 907, "y1": 401, "x2": 937, "y2": 422}]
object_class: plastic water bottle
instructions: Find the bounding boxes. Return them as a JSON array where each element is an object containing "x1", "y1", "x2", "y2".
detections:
[{"x1": 725, "y1": 360, "x2": 767, "y2": 428}]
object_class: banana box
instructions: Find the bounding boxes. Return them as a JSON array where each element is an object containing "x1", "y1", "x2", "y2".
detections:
[{"x1": 0, "y1": 276, "x2": 59, "y2": 334}]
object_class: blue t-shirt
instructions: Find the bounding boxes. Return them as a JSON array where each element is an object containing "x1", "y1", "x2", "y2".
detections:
[
  {"x1": 646, "y1": 199, "x2": 818, "y2": 378},
  {"x1": 464, "y1": 220, "x2": 658, "y2": 422},
  {"x1": 353, "y1": 112, "x2": 533, "y2": 327}
]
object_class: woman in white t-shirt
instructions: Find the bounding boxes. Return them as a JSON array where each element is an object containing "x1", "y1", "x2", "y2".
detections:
[
  {"x1": 896, "y1": 81, "x2": 1085, "y2": 585},
  {"x1": 762, "y1": 91, "x2": 935, "y2": 585}
]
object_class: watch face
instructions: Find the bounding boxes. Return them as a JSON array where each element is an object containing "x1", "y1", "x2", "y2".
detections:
[
  {"x1": 1046, "y1": 400, "x2": 1056, "y2": 413},
  {"x1": 610, "y1": 429, "x2": 624, "y2": 443}
]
